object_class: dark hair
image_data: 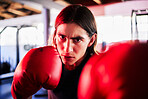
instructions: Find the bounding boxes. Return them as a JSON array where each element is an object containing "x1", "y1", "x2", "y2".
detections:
[{"x1": 53, "y1": 4, "x2": 97, "y2": 54}]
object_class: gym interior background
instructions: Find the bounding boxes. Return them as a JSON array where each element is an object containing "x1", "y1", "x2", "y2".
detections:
[{"x1": 0, "y1": 0, "x2": 148, "y2": 99}]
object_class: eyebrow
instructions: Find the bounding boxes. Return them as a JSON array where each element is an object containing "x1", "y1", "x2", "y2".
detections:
[
  {"x1": 58, "y1": 33, "x2": 84, "y2": 40},
  {"x1": 71, "y1": 36, "x2": 84, "y2": 40},
  {"x1": 58, "y1": 34, "x2": 66, "y2": 37}
]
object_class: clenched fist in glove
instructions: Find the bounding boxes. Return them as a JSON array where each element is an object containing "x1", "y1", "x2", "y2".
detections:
[
  {"x1": 11, "y1": 46, "x2": 62, "y2": 99},
  {"x1": 78, "y1": 42, "x2": 148, "y2": 99}
]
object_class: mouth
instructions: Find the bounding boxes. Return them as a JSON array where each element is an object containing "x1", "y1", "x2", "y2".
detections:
[
  {"x1": 64, "y1": 55, "x2": 74, "y2": 58},
  {"x1": 63, "y1": 55, "x2": 74, "y2": 60},
  {"x1": 61, "y1": 54, "x2": 75, "y2": 61}
]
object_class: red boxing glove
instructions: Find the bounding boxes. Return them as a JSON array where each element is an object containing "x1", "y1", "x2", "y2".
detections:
[
  {"x1": 11, "y1": 46, "x2": 62, "y2": 99},
  {"x1": 78, "y1": 42, "x2": 148, "y2": 99}
]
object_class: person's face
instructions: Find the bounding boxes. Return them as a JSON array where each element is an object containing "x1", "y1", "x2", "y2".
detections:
[{"x1": 55, "y1": 23, "x2": 95, "y2": 68}]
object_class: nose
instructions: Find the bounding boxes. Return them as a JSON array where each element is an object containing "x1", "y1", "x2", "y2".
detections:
[{"x1": 64, "y1": 39, "x2": 73, "y2": 53}]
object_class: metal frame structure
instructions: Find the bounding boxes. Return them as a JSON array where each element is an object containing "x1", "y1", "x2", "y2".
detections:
[{"x1": 131, "y1": 8, "x2": 148, "y2": 43}]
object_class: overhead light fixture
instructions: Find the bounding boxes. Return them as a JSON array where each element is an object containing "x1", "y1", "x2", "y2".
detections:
[
  {"x1": 93, "y1": 0, "x2": 102, "y2": 5},
  {"x1": 53, "y1": 0, "x2": 70, "y2": 6}
]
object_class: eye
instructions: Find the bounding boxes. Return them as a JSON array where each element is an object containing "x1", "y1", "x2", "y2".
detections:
[
  {"x1": 59, "y1": 35, "x2": 66, "y2": 41},
  {"x1": 73, "y1": 38, "x2": 81, "y2": 43}
]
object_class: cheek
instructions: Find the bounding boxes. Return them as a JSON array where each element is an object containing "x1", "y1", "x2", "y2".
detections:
[
  {"x1": 56, "y1": 39, "x2": 63, "y2": 54},
  {"x1": 75, "y1": 43, "x2": 88, "y2": 56}
]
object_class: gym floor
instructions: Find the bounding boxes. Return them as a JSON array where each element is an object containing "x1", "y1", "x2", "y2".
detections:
[{"x1": 0, "y1": 78, "x2": 48, "y2": 99}]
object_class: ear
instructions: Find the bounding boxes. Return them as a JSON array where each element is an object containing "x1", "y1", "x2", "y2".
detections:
[{"x1": 88, "y1": 33, "x2": 97, "y2": 47}]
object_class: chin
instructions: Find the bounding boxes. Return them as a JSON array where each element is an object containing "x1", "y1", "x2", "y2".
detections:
[
  {"x1": 64, "y1": 62, "x2": 74, "y2": 66},
  {"x1": 62, "y1": 59, "x2": 75, "y2": 66},
  {"x1": 62, "y1": 61, "x2": 77, "y2": 70}
]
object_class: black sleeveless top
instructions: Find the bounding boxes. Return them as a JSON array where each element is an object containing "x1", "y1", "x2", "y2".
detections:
[{"x1": 48, "y1": 53, "x2": 91, "y2": 99}]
